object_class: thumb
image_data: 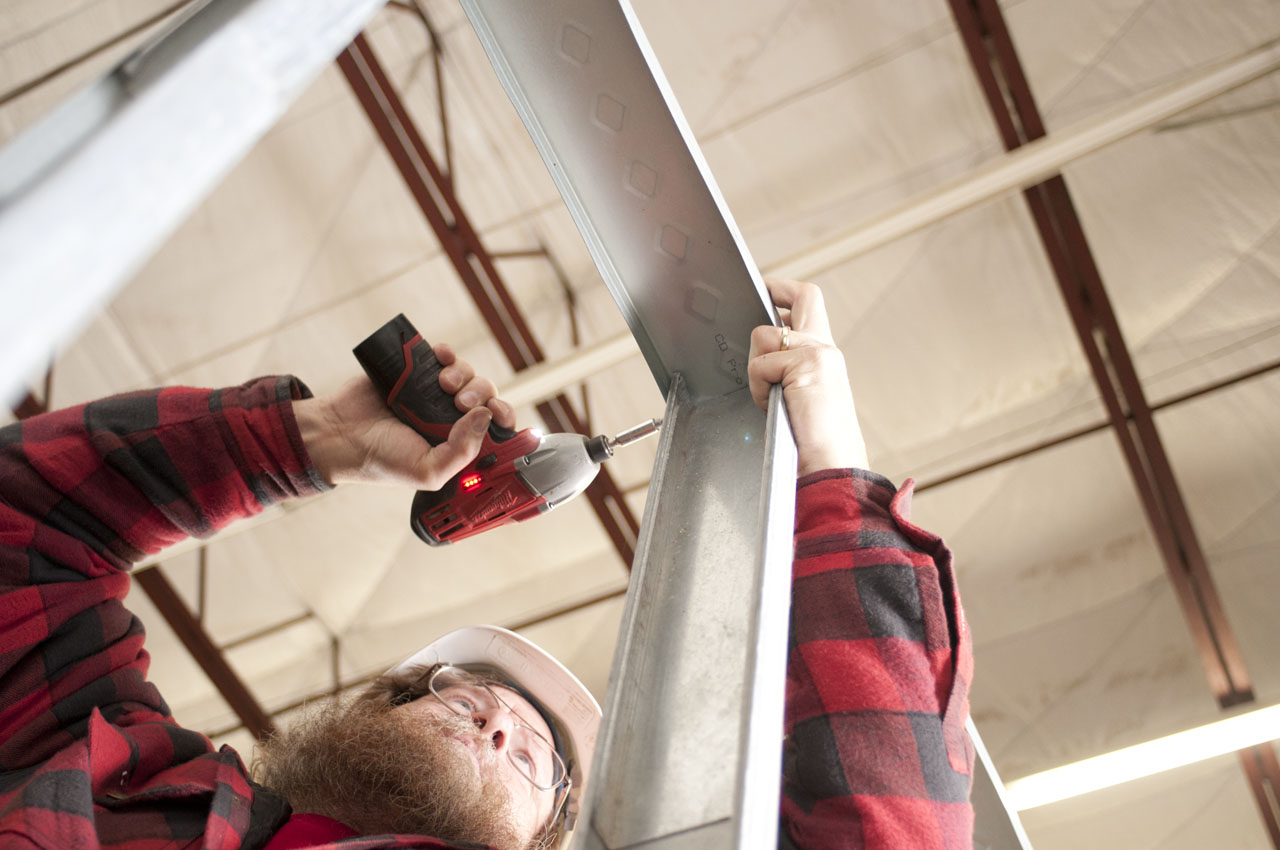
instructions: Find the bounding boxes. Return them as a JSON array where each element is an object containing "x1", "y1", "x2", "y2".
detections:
[{"x1": 415, "y1": 407, "x2": 491, "y2": 490}]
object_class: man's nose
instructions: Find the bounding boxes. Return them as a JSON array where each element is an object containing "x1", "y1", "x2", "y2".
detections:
[{"x1": 473, "y1": 705, "x2": 517, "y2": 752}]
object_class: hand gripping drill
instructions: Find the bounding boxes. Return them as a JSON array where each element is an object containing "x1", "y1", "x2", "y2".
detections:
[{"x1": 354, "y1": 314, "x2": 659, "y2": 545}]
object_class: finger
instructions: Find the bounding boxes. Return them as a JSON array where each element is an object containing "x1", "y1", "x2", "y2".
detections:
[
  {"x1": 416, "y1": 406, "x2": 492, "y2": 489},
  {"x1": 750, "y1": 323, "x2": 818, "y2": 357},
  {"x1": 749, "y1": 324, "x2": 776, "y2": 364},
  {"x1": 748, "y1": 354, "x2": 772, "y2": 411},
  {"x1": 770, "y1": 278, "x2": 830, "y2": 341},
  {"x1": 748, "y1": 326, "x2": 776, "y2": 410},
  {"x1": 432, "y1": 342, "x2": 475, "y2": 394},
  {"x1": 455, "y1": 375, "x2": 499, "y2": 412},
  {"x1": 487, "y1": 396, "x2": 517, "y2": 429},
  {"x1": 747, "y1": 325, "x2": 825, "y2": 410},
  {"x1": 748, "y1": 348, "x2": 795, "y2": 411},
  {"x1": 432, "y1": 342, "x2": 457, "y2": 367},
  {"x1": 763, "y1": 276, "x2": 805, "y2": 310},
  {"x1": 438, "y1": 360, "x2": 476, "y2": 395},
  {"x1": 764, "y1": 277, "x2": 833, "y2": 342}
]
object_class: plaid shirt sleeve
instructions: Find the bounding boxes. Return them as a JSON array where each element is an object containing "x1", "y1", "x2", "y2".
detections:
[
  {"x1": 781, "y1": 468, "x2": 975, "y2": 850},
  {"x1": 0, "y1": 377, "x2": 328, "y2": 847}
]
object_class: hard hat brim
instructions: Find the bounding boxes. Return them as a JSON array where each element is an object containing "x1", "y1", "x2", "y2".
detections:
[{"x1": 387, "y1": 625, "x2": 601, "y2": 842}]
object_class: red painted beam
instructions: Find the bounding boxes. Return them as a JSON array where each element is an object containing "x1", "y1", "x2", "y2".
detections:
[
  {"x1": 135, "y1": 565, "x2": 275, "y2": 740},
  {"x1": 337, "y1": 32, "x2": 640, "y2": 565},
  {"x1": 1239, "y1": 744, "x2": 1280, "y2": 848},
  {"x1": 948, "y1": 0, "x2": 1275, "y2": 837},
  {"x1": 12, "y1": 368, "x2": 52, "y2": 421},
  {"x1": 12, "y1": 391, "x2": 45, "y2": 421},
  {"x1": 946, "y1": 0, "x2": 1253, "y2": 708}
]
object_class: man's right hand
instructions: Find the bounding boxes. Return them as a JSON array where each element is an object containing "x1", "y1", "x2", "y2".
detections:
[
  {"x1": 748, "y1": 277, "x2": 869, "y2": 476},
  {"x1": 294, "y1": 342, "x2": 517, "y2": 490}
]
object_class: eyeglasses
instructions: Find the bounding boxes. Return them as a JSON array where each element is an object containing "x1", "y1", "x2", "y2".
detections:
[{"x1": 425, "y1": 665, "x2": 569, "y2": 795}]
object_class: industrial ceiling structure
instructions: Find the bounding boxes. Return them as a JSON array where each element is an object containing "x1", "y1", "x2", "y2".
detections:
[{"x1": 3, "y1": 0, "x2": 1280, "y2": 847}]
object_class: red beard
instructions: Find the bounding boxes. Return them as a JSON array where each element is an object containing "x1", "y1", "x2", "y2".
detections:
[{"x1": 253, "y1": 695, "x2": 526, "y2": 849}]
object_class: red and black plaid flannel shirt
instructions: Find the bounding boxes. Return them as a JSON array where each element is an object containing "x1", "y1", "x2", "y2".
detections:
[
  {"x1": 0, "y1": 378, "x2": 971, "y2": 849},
  {"x1": 782, "y1": 468, "x2": 974, "y2": 849},
  {"x1": 0, "y1": 379, "x2": 475, "y2": 849}
]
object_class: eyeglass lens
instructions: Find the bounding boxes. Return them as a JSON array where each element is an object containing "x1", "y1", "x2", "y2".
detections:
[{"x1": 429, "y1": 667, "x2": 566, "y2": 790}]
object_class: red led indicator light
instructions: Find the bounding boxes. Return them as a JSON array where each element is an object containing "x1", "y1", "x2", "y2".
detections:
[{"x1": 461, "y1": 473, "x2": 483, "y2": 491}]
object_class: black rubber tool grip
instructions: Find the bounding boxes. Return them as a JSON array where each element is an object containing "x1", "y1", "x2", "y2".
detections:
[{"x1": 353, "y1": 313, "x2": 516, "y2": 445}]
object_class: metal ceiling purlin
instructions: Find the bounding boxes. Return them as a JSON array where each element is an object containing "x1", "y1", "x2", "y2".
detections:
[
  {"x1": 10, "y1": 368, "x2": 52, "y2": 420},
  {"x1": 206, "y1": 584, "x2": 630, "y2": 741},
  {"x1": 0, "y1": 0, "x2": 193, "y2": 109},
  {"x1": 11, "y1": 392, "x2": 45, "y2": 421},
  {"x1": 336, "y1": 33, "x2": 641, "y2": 565},
  {"x1": 560, "y1": 353, "x2": 1280, "y2": 514},
  {"x1": 946, "y1": 0, "x2": 1254, "y2": 708},
  {"x1": 385, "y1": 0, "x2": 455, "y2": 179},
  {"x1": 0, "y1": 0, "x2": 391, "y2": 405},
  {"x1": 1241, "y1": 745, "x2": 1280, "y2": 846},
  {"x1": 134, "y1": 566, "x2": 276, "y2": 741},
  {"x1": 915, "y1": 353, "x2": 1280, "y2": 493},
  {"x1": 435, "y1": 0, "x2": 1038, "y2": 844},
  {"x1": 949, "y1": 0, "x2": 1280, "y2": 840},
  {"x1": 581, "y1": 380, "x2": 797, "y2": 850},
  {"x1": 508, "y1": 343, "x2": 1280, "y2": 499},
  {"x1": 442, "y1": 2, "x2": 805, "y2": 846},
  {"x1": 219, "y1": 612, "x2": 316, "y2": 651}
]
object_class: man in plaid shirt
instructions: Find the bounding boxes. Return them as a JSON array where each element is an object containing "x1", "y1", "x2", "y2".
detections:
[{"x1": 0, "y1": 279, "x2": 972, "y2": 849}]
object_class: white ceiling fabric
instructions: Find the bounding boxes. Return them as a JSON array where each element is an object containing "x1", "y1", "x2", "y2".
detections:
[{"x1": 3, "y1": 1, "x2": 1279, "y2": 847}]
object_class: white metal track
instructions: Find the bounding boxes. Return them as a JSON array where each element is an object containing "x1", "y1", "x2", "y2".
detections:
[{"x1": 0, "y1": 0, "x2": 388, "y2": 403}]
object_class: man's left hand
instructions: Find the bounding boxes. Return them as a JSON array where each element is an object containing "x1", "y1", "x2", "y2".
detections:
[{"x1": 294, "y1": 342, "x2": 516, "y2": 489}]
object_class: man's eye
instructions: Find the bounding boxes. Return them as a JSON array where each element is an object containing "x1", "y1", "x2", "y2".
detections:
[
  {"x1": 512, "y1": 750, "x2": 538, "y2": 779},
  {"x1": 447, "y1": 695, "x2": 476, "y2": 713}
]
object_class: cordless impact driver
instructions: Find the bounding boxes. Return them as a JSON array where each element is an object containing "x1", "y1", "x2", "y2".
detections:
[{"x1": 354, "y1": 314, "x2": 658, "y2": 545}]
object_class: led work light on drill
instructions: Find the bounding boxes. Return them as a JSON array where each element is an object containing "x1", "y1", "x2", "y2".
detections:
[{"x1": 354, "y1": 314, "x2": 659, "y2": 545}]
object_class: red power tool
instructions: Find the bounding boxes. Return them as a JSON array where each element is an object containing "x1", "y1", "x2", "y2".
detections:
[{"x1": 354, "y1": 314, "x2": 660, "y2": 546}]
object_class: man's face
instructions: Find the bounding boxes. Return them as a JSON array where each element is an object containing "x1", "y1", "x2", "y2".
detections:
[
  {"x1": 252, "y1": 676, "x2": 559, "y2": 850},
  {"x1": 396, "y1": 679, "x2": 560, "y2": 841}
]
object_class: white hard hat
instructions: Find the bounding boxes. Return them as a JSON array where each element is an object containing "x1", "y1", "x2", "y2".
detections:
[{"x1": 387, "y1": 625, "x2": 601, "y2": 846}]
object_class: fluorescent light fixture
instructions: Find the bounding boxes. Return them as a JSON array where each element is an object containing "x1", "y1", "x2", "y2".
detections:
[{"x1": 1005, "y1": 703, "x2": 1280, "y2": 810}]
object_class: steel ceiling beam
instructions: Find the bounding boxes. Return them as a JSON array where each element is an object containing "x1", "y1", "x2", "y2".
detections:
[
  {"x1": 948, "y1": 0, "x2": 1275, "y2": 840},
  {"x1": 767, "y1": 38, "x2": 1280, "y2": 282},
  {"x1": 512, "y1": 353, "x2": 1280, "y2": 519},
  {"x1": 0, "y1": 1, "x2": 196, "y2": 108},
  {"x1": 501, "y1": 333, "x2": 639, "y2": 409},
  {"x1": 441, "y1": 2, "x2": 803, "y2": 845},
  {"x1": 206, "y1": 583, "x2": 631, "y2": 740},
  {"x1": 0, "y1": 0, "x2": 390, "y2": 405},
  {"x1": 915, "y1": 355, "x2": 1280, "y2": 494},
  {"x1": 437, "y1": 38, "x2": 1280, "y2": 400},
  {"x1": 128, "y1": 349, "x2": 1280, "y2": 579},
  {"x1": 12, "y1": 384, "x2": 48, "y2": 419},
  {"x1": 336, "y1": 32, "x2": 641, "y2": 566},
  {"x1": 1240, "y1": 744, "x2": 1280, "y2": 846},
  {"x1": 12, "y1": 392, "x2": 45, "y2": 420},
  {"x1": 445, "y1": 1, "x2": 1037, "y2": 845},
  {"x1": 948, "y1": 0, "x2": 1253, "y2": 710},
  {"x1": 135, "y1": 565, "x2": 276, "y2": 741},
  {"x1": 11, "y1": 368, "x2": 51, "y2": 421}
]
